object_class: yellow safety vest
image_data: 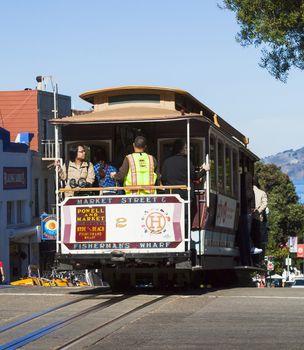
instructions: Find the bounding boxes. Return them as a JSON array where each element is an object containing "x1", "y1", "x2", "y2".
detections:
[{"x1": 124, "y1": 153, "x2": 157, "y2": 194}]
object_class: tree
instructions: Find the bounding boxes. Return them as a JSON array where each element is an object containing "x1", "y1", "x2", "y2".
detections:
[
  {"x1": 255, "y1": 162, "x2": 304, "y2": 269},
  {"x1": 255, "y1": 162, "x2": 302, "y2": 238},
  {"x1": 222, "y1": 0, "x2": 304, "y2": 82}
]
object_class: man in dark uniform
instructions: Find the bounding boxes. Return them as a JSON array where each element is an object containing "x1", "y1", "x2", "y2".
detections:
[{"x1": 161, "y1": 139, "x2": 209, "y2": 222}]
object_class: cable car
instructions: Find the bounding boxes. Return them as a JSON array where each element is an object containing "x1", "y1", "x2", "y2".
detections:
[{"x1": 50, "y1": 86, "x2": 258, "y2": 288}]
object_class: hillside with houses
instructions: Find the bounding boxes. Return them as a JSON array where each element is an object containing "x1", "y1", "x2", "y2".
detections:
[
  {"x1": 262, "y1": 147, "x2": 304, "y2": 203},
  {"x1": 263, "y1": 147, "x2": 304, "y2": 181}
]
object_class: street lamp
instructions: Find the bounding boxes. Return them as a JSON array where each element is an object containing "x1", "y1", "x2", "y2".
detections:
[{"x1": 36, "y1": 75, "x2": 60, "y2": 248}]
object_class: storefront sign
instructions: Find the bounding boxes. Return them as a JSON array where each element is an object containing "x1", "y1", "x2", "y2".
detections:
[
  {"x1": 3, "y1": 167, "x2": 27, "y2": 189},
  {"x1": 61, "y1": 195, "x2": 184, "y2": 254},
  {"x1": 41, "y1": 214, "x2": 57, "y2": 240}
]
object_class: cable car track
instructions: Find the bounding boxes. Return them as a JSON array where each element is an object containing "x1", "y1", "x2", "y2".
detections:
[
  {"x1": 0, "y1": 293, "x2": 169, "y2": 350},
  {"x1": 0, "y1": 293, "x2": 127, "y2": 350},
  {"x1": 56, "y1": 295, "x2": 169, "y2": 350},
  {"x1": 0, "y1": 293, "x2": 104, "y2": 334}
]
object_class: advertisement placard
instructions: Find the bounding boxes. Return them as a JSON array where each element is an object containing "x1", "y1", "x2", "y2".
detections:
[{"x1": 215, "y1": 194, "x2": 237, "y2": 229}]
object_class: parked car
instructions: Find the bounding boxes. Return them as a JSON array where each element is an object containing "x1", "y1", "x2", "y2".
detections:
[{"x1": 291, "y1": 278, "x2": 304, "y2": 288}]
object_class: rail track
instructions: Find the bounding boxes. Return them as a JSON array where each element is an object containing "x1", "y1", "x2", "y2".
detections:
[{"x1": 0, "y1": 291, "x2": 170, "y2": 350}]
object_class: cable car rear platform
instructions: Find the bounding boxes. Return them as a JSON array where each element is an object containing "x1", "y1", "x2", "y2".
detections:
[{"x1": 55, "y1": 251, "x2": 192, "y2": 270}]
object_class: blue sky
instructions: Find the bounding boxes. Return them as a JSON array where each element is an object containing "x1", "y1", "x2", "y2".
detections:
[{"x1": 1, "y1": 0, "x2": 303, "y2": 157}]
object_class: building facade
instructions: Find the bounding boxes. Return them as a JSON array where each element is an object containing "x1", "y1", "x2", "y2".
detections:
[
  {"x1": 0, "y1": 128, "x2": 37, "y2": 282},
  {"x1": 0, "y1": 83, "x2": 71, "y2": 280}
]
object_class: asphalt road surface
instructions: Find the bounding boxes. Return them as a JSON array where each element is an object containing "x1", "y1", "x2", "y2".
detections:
[{"x1": 1, "y1": 286, "x2": 304, "y2": 349}]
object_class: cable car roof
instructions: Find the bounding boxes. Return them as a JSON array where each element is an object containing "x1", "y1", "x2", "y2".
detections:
[
  {"x1": 79, "y1": 86, "x2": 195, "y2": 104},
  {"x1": 50, "y1": 86, "x2": 250, "y2": 146},
  {"x1": 50, "y1": 107, "x2": 200, "y2": 123}
]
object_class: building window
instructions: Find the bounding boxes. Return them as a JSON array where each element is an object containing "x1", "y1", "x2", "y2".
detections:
[
  {"x1": 44, "y1": 178, "x2": 49, "y2": 212},
  {"x1": 34, "y1": 179, "x2": 39, "y2": 217},
  {"x1": 7, "y1": 201, "x2": 14, "y2": 225},
  {"x1": 42, "y1": 119, "x2": 47, "y2": 140},
  {"x1": 16, "y1": 200, "x2": 25, "y2": 223}
]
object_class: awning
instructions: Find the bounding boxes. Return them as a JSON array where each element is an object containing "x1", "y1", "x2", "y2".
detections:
[{"x1": 9, "y1": 225, "x2": 39, "y2": 240}]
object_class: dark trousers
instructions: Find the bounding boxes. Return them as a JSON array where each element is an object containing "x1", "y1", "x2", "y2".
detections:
[
  {"x1": 251, "y1": 218, "x2": 262, "y2": 248},
  {"x1": 236, "y1": 214, "x2": 252, "y2": 266}
]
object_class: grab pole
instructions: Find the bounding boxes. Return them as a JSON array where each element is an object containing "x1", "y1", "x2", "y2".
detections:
[{"x1": 186, "y1": 119, "x2": 191, "y2": 249}]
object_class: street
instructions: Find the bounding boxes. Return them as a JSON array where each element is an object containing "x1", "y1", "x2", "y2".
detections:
[{"x1": 1, "y1": 286, "x2": 304, "y2": 349}]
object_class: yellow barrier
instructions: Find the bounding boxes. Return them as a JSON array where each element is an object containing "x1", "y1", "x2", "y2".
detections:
[{"x1": 10, "y1": 277, "x2": 88, "y2": 287}]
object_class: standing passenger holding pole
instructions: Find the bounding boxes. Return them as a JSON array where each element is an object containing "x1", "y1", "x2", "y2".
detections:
[
  {"x1": 110, "y1": 136, "x2": 159, "y2": 194},
  {"x1": 252, "y1": 177, "x2": 268, "y2": 250},
  {"x1": 55, "y1": 144, "x2": 95, "y2": 197},
  {"x1": 251, "y1": 177, "x2": 268, "y2": 265},
  {"x1": 161, "y1": 139, "x2": 209, "y2": 223}
]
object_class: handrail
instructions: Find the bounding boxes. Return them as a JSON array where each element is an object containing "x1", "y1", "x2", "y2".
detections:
[{"x1": 58, "y1": 185, "x2": 188, "y2": 193}]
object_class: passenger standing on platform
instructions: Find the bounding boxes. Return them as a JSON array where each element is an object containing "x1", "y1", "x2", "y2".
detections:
[
  {"x1": 110, "y1": 136, "x2": 159, "y2": 194},
  {"x1": 161, "y1": 139, "x2": 209, "y2": 222},
  {"x1": 237, "y1": 172, "x2": 264, "y2": 266},
  {"x1": 55, "y1": 144, "x2": 95, "y2": 197},
  {"x1": 0, "y1": 260, "x2": 5, "y2": 284},
  {"x1": 251, "y1": 177, "x2": 268, "y2": 251},
  {"x1": 161, "y1": 139, "x2": 209, "y2": 200},
  {"x1": 94, "y1": 148, "x2": 118, "y2": 194}
]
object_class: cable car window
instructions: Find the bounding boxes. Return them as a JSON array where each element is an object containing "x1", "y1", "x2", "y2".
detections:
[
  {"x1": 108, "y1": 94, "x2": 160, "y2": 105},
  {"x1": 157, "y1": 138, "x2": 205, "y2": 167},
  {"x1": 190, "y1": 138, "x2": 205, "y2": 166},
  {"x1": 210, "y1": 135, "x2": 217, "y2": 190},
  {"x1": 225, "y1": 146, "x2": 232, "y2": 195},
  {"x1": 233, "y1": 150, "x2": 239, "y2": 197},
  {"x1": 65, "y1": 141, "x2": 112, "y2": 164},
  {"x1": 218, "y1": 140, "x2": 224, "y2": 193}
]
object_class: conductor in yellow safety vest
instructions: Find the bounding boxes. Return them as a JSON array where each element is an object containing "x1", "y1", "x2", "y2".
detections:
[{"x1": 110, "y1": 136, "x2": 159, "y2": 194}]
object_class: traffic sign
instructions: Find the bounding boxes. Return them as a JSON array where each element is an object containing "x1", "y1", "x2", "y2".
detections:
[
  {"x1": 285, "y1": 258, "x2": 292, "y2": 266},
  {"x1": 267, "y1": 262, "x2": 274, "y2": 271}
]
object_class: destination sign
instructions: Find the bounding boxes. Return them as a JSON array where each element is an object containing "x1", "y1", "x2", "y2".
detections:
[{"x1": 61, "y1": 195, "x2": 185, "y2": 254}]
